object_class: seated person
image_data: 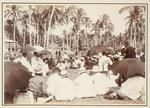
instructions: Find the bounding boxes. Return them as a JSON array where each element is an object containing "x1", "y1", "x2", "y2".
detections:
[{"x1": 28, "y1": 67, "x2": 48, "y2": 102}]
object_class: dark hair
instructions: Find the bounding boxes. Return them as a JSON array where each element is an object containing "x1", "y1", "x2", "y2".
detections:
[
  {"x1": 102, "y1": 51, "x2": 106, "y2": 55},
  {"x1": 124, "y1": 41, "x2": 129, "y2": 46},
  {"x1": 33, "y1": 52, "x2": 38, "y2": 57},
  {"x1": 22, "y1": 53, "x2": 27, "y2": 57}
]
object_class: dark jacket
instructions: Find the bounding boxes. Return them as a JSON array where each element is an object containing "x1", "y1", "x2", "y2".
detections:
[{"x1": 124, "y1": 46, "x2": 136, "y2": 58}]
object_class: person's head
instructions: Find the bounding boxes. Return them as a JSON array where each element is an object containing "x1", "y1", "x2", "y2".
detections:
[
  {"x1": 102, "y1": 51, "x2": 106, "y2": 56},
  {"x1": 33, "y1": 52, "x2": 38, "y2": 57},
  {"x1": 124, "y1": 41, "x2": 129, "y2": 47},
  {"x1": 22, "y1": 53, "x2": 27, "y2": 57}
]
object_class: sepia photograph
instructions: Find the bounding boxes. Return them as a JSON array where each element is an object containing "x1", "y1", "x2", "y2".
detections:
[{"x1": 2, "y1": 2, "x2": 148, "y2": 106}]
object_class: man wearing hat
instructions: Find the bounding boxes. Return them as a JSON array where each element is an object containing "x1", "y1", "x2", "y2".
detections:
[
  {"x1": 28, "y1": 66, "x2": 48, "y2": 102},
  {"x1": 124, "y1": 41, "x2": 136, "y2": 58}
]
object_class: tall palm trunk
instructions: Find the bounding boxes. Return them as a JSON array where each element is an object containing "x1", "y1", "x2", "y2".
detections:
[
  {"x1": 13, "y1": 18, "x2": 16, "y2": 50},
  {"x1": 36, "y1": 22, "x2": 39, "y2": 45},
  {"x1": 63, "y1": 37, "x2": 64, "y2": 51},
  {"x1": 69, "y1": 34, "x2": 72, "y2": 51},
  {"x1": 66, "y1": 24, "x2": 68, "y2": 51},
  {"x1": 47, "y1": 6, "x2": 55, "y2": 49},
  {"x1": 23, "y1": 31, "x2": 25, "y2": 48},
  {"x1": 29, "y1": 15, "x2": 32, "y2": 46},
  {"x1": 130, "y1": 25, "x2": 133, "y2": 46},
  {"x1": 44, "y1": 23, "x2": 47, "y2": 48},
  {"x1": 133, "y1": 21, "x2": 137, "y2": 48}
]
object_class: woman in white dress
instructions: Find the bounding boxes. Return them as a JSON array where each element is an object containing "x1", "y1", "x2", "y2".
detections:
[
  {"x1": 91, "y1": 70, "x2": 118, "y2": 96},
  {"x1": 46, "y1": 68, "x2": 62, "y2": 98},
  {"x1": 73, "y1": 71, "x2": 97, "y2": 98},
  {"x1": 54, "y1": 71, "x2": 76, "y2": 101}
]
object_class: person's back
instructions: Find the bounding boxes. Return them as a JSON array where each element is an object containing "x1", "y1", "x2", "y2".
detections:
[
  {"x1": 28, "y1": 72, "x2": 48, "y2": 102},
  {"x1": 125, "y1": 45, "x2": 136, "y2": 58},
  {"x1": 124, "y1": 41, "x2": 136, "y2": 58},
  {"x1": 29, "y1": 76, "x2": 46, "y2": 95},
  {"x1": 99, "y1": 54, "x2": 113, "y2": 72}
]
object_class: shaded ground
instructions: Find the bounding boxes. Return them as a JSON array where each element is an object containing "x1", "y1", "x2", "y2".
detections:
[
  {"x1": 43, "y1": 69, "x2": 145, "y2": 105},
  {"x1": 44, "y1": 95, "x2": 144, "y2": 105}
]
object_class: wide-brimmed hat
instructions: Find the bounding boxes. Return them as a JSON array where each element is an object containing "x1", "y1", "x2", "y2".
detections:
[
  {"x1": 34, "y1": 66, "x2": 42, "y2": 74},
  {"x1": 79, "y1": 70, "x2": 89, "y2": 74},
  {"x1": 60, "y1": 70, "x2": 69, "y2": 77}
]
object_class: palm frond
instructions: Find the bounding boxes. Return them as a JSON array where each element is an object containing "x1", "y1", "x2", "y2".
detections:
[{"x1": 119, "y1": 6, "x2": 130, "y2": 14}]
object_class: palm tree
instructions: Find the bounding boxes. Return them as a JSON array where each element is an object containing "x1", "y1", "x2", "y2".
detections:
[
  {"x1": 36, "y1": 5, "x2": 63, "y2": 49},
  {"x1": 59, "y1": 6, "x2": 76, "y2": 51},
  {"x1": 46, "y1": 5, "x2": 64, "y2": 49},
  {"x1": 119, "y1": 6, "x2": 146, "y2": 48},
  {"x1": 71, "y1": 8, "x2": 86, "y2": 53},
  {"x1": 4, "y1": 5, "x2": 24, "y2": 50},
  {"x1": 82, "y1": 16, "x2": 92, "y2": 48},
  {"x1": 91, "y1": 14, "x2": 113, "y2": 46}
]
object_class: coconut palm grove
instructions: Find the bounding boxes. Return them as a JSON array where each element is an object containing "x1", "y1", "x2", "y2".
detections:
[{"x1": 3, "y1": 4, "x2": 146, "y2": 105}]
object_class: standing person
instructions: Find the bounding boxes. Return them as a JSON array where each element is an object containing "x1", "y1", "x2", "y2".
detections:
[
  {"x1": 98, "y1": 51, "x2": 113, "y2": 77},
  {"x1": 124, "y1": 41, "x2": 136, "y2": 58}
]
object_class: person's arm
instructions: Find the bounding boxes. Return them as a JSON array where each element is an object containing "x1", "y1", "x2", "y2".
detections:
[{"x1": 115, "y1": 73, "x2": 123, "y2": 86}]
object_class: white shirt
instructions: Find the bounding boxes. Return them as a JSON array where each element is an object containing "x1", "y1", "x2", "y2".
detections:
[
  {"x1": 19, "y1": 56, "x2": 32, "y2": 71},
  {"x1": 98, "y1": 56, "x2": 113, "y2": 71},
  {"x1": 42, "y1": 63, "x2": 49, "y2": 77}
]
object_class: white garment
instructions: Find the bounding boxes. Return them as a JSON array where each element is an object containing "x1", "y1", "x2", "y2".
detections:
[
  {"x1": 31, "y1": 57, "x2": 38, "y2": 67},
  {"x1": 56, "y1": 63, "x2": 66, "y2": 70},
  {"x1": 91, "y1": 65, "x2": 101, "y2": 72},
  {"x1": 42, "y1": 63, "x2": 49, "y2": 77},
  {"x1": 98, "y1": 56, "x2": 113, "y2": 72},
  {"x1": 62, "y1": 54, "x2": 68, "y2": 59},
  {"x1": 91, "y1": 73, "x2": 109, "y2": 95},
  {"x1": 13, "y1": 91, "x2": 34, "y2": 104},
  {"x1": 19, "y1": 57, "x2": 32, "y2": 71},
  {"x1": 55, "y1": 78, "x2": 76, "y2": 101},
  {"x1": 120, "y1": 76, "x2": 145, "y2": 100},
  {"x1": 73, "y1": 73, "x2": 97, "y2": 98},
  {"x1": 13, "y1": 57, "x2": 21, "y2": 63},
  {"x1": 106, "y1": 73, "x2": 118, "y2": 88},
  {"x1": 46, "y1": 73, "x2": 62, "y2": 96}
]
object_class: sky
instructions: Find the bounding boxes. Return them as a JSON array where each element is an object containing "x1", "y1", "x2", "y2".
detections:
[
  {"x1": 4, "y1": 4, "x2": 130, "y2": 37},
  {"x1": 79, "y1": 4, "x2": 129, "y2": 35},
  {"x1": 51, "y1": 4, "x2": 129, "y2": 37}
]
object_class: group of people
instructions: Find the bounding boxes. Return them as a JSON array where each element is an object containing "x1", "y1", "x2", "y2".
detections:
[{"x1": 6, "y1": 40, "x2": 145, "y2": 104}]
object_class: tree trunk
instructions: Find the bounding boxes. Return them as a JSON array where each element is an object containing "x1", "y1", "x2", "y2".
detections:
[
  {"x1": 130, "y1": 25, "x2": 133, "y2": 47},
  {"x1": 29, "y1": 15, "x2": 32, "y2": 46},
  {"x1": 133, "y1": 21, "x2": 137, "y2": 48},
  {"x1": 47, "y1": 5, "x2": 55, "y2": 49},
  {"x1": 13, "y1": 19, "x2": 16, "y2": 50},
  {"x1": 44, "y1": 23, "x2": 47, "y2": 48},
  {"x1": 37, "y1": 22, "x2": 40, "y2": 46}
]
